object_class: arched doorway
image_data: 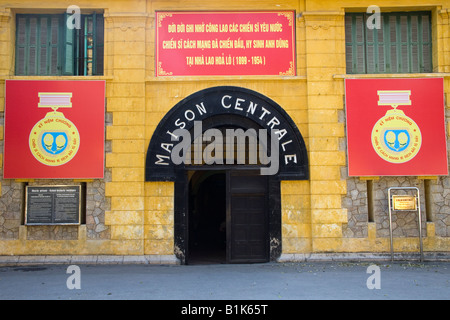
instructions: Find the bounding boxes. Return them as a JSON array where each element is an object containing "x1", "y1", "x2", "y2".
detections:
[
  {"x1": 146, "y1": 87, "x2": 309, "y2": 264},
  {"x1": 188, "y1": 171, "x2": 227, "y2": 264},
  {"x1": 187, "y1": 169, "x2": 271, "y2": 265}
]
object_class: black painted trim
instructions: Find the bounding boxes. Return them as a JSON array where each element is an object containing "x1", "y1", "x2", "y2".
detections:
[{"x1": 145, "y1": 86, "x2": 309, "y2": 181}]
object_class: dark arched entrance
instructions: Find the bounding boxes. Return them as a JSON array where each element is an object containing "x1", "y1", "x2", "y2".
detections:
[
  {"x1": 146, "y1": 87, "x2": 309, "y2": 264},
  {"x1": 188, "y1": 171, "x2": 226, "y2": 264}
]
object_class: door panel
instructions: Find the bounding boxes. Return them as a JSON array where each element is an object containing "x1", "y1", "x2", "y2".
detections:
[{"x1": 228, "y1": 171, "x2": 269, "y2": 263}]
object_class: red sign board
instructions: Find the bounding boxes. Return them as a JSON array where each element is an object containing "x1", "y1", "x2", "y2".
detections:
[
  {"x1": 345, "y1": 78, "x2": 448, "y2": 177},
  {"x1": 4, "y1": 80, "x2": 105, "y2": 179},
  {"x1": 156, "y1": 11, "x2": 296, "y2": 76}
]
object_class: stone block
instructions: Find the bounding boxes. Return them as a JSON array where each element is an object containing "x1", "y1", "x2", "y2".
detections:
[
  {"x1": 114, "y1": 69, "x2": 146, "y2": 82},
  {"x1": 312, "y1": 223, "x2": 342, "y2": 238},
  {"x1": 306, "y1": 39, "x2": 342, "y2": 54},
  {"x1": 144, "y1": 224, "x2": 173, "y2": 240},
  {"x1": 111, "y1": 197, "x2": 144, "y2": 211},
  {"x1": 145, "y1": 182, "x2": 175, "y2": 197},
  {"x1": 113, "y1": 112, "x2": 146, "y2": 126},
  {"x1": 108, "y1": 240, "x2": 144, "y2": 255},
  {"x1": 145, "y1": 196, "x2": 174, "y2": 211},
  {"x1": 427, "y1": 222, "x2": 436, "y2": 237},
  {"x1": 111, "y1": 225, "x2": 144, "y2": 240},
  {"x1": 123, "y1": 255, "x2": 148, "y2": 264},
  {"x1": 311, "y1": 194, "x2": 342, "y2": 209},
  {"x1": 113, "y1": 54, "x2": 146, "y2": 69},
  {"x1": 105, "y1": 211, "x2": 144, "y2": 226},
  {"x1": 106, "y1": 153, "x2": 145, "y2": 168},
  {"x1": 105, "y1": 182, "x2": 144, "y2": 197},
  {"x1": 311, "y1": 209, "x2": 348, "y2": 224},
  {"x1": 107, "y1": 97, "x2": 145, "y2": 112},
  {"x1": 281, "y1": 180, "x2": 310, "y2": 195},
  {"x1": 113, "y1": 28, "x2": 146, "y2": 42},
  {"x1": 307, "y1": 53, "x2": 345, "y2": 68},
  {"x1": 144, "y1": 240, "x2": 174, "y2": 255},
  {"x1": 114, "y1": 41, "x2": 146, "y2": 56},
  {"x1": 282, "y1": 194, "x2": 311, "y2": 210},
  {"x1": 310, "y1": 165, "x2": 341, "y2": 180},
  {"x1": 96, "y1": 255, "x2": 124, "y2": 264},
  {"x1": 309, "y1": 123, "x2": 345, "y2": 137},
  {"x1": 287, "y1": 110, "x2": 308, "y2": 124},
  {"x1": 308, "y1": 109, "x2": 338, "y2": 123},
  {"x1": 112, "y1": 167, "x2": 145, "y2": 182},
  {"x1": 368, "y1": 222, "x2": 377, "y2": 239},
  {"x1": 282, "y1": 208, "x2": 311, "y2": 224},
  {"x1": 106, "y1": 126, "x2": 145, "y2": 140},
  {"x1": 282, "y1": 237, "x2": 312, "y2": 254},
  {"x1": 308, "y1": 93, "x2": 344, "y2": 110},
  {"x1": 311, "y1": 180, "x2": 347, "y2": 195},
  {"x1": 144, "y1": 210, "x2": 174, "y2": 225},
  {"x1": 282, "y1": 223, "x2": 311, "y2": 238},
  {"x1": 312, "y1": 238, "x2": 343, "y2": 252},
  {"x1": 159, "y1": 255, "x2": 180, "y2": 265},
  {"x1": 108, "y1": 83, "x2": 145, "y2": 98},
  {"x1": 310, "y1": 151, "x2": 346, "y2": 166}
]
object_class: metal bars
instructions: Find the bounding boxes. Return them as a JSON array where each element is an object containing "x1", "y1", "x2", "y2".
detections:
[{"x1": 388, "y1": 187, "x2": 424, "y2": 262}]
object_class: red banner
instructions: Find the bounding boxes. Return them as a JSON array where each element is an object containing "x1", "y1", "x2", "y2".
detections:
[
  {"x1": 4, "y1": 80, "x2": 105, "y2": 179},
  {"x1": 345, "y1": 78, "x2": 448, "y2": 177},
  {"x1": 156, "y1": 11, "x2": 296, "y2": 76}
]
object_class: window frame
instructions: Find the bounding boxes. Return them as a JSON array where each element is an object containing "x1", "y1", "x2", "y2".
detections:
[
  {"x1": 15, "y1": 14, "x2": 64, "y2": 76},
  {"x1": 15, "y1": 12, "x2": 104, "y2": 76},
  {"x1": 345, "y1": 11, "x2": 433, "y2": 74}
]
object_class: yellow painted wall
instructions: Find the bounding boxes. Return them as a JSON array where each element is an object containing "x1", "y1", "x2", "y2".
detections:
[{"x1": 0, "y1": 0, "x2": 449, "y2": 260}]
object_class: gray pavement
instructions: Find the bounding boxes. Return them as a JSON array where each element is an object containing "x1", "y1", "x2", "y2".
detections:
[{"x1": 0, "y1": 262, "x2": 448, "y2": 300}]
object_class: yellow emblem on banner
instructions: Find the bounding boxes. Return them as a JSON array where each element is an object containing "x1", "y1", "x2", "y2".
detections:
[
  {"x1": 29, "y1": 93, "x2": 80, "y2": 167},
  {"x1": 371, "y1": 91, "x2": 422, "y2": 164}
]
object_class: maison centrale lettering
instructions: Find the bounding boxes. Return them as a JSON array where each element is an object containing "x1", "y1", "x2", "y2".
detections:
[
  {"x1": 153, "y1": 94, "x2": 298, "y2": 171},
  {"x1": 146, "y1": 87, "x2": 308, "y2": 181}
]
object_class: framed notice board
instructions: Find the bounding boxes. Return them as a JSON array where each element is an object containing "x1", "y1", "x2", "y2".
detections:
[{"x1": 25, "y1": 186, "x2": 81, "y2": 225}]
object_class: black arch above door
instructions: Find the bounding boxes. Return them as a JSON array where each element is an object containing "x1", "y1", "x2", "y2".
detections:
[{"x1": 146, "y1": 86, "x2": 309, "y2": 181}]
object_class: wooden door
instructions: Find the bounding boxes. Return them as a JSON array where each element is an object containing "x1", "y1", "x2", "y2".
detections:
[{"x1": 227, "y1": 171, "x2": 269, "y2": 263}]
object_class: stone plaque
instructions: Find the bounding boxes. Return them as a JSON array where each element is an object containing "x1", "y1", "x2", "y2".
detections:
[{"x1": 25, "y1": 186, "x2": 81, "y2": 225}]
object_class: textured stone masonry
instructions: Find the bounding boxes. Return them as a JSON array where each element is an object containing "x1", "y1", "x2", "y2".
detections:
[{"x1": 343, "y1": 176, "x2": 450, "y2": 239}]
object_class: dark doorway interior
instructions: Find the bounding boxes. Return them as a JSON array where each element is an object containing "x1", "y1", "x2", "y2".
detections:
[
  {"x1": 188, "y1": 171, "x2": 226, "y2": 264},
  {"x1": 187, "y1": 170, "x2": 271, "y2": 265}
]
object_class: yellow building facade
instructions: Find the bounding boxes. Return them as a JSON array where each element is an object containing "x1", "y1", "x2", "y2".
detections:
[{"x1": 0, "y1": 0, "x2": 449, "y2": 264}]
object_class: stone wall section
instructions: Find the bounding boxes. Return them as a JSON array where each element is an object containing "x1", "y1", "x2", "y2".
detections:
[
  {"x1": 0, "y1": 177, "x2": 112, "y2": 241},
  {"x1": 343, "y1": 176, "x2": 450, "y2": 239},
  {"x1": 430, "y1": 177, "x2": 450, "y2": 237},
  {"x1": 373, "y1": 178, "x2": 426, "y2": 238},
  {"x1": 342, "y1": 177, "x2": 368, "y2": 238},
  {"x1": 0, "y1": 180, "x2": 22, "y2": 240}
]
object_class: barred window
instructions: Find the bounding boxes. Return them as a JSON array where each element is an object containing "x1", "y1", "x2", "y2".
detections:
[
  {"x1": 345, "y1": 12, "x2": 432, "y2": 74},
  {"x1": 15, "y1": 13, "x2": 104, "y2": 76}
]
